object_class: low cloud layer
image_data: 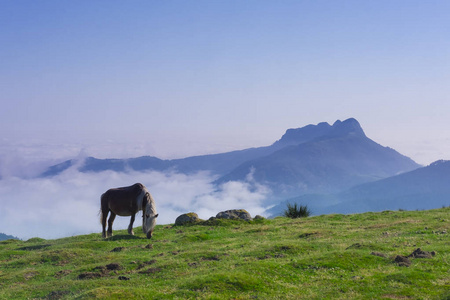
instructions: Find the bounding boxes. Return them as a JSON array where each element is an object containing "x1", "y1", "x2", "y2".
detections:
[{"x1": 0, "y1": 164, "x2": 270, "y2": 240}]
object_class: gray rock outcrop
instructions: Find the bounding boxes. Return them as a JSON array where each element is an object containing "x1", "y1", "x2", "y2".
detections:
[
  {"x1": 216, "y1": 209, "x2": 252, "y2": 221},
  {"x1": 175, "y1": 212, "x2": 202, "y2": 226}
]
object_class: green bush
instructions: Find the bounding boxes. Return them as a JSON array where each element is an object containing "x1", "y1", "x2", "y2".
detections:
[{"x1": 284, "y1": 203, "x2": 311, "y2": 218}]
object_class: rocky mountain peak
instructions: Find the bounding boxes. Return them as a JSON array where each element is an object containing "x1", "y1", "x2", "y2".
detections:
[
  {"x1": 274, "y1": 118, "x2": 365, "y2": 147},
  {"x1": 330, "y1": 118, "x2": 366, "y2": 138}
]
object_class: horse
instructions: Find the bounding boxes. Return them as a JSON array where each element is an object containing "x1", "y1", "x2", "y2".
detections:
[{"x1": 100, "y1": 183, "x2": 158, "y2": 239}]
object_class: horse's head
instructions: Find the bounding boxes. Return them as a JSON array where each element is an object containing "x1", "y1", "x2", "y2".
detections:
[
  {"x1": 142, "y1": 192, "x2": 158, "y2": 239},
  {"x1": 143, "y1": 212, "x2": 158, "y2": 238}
]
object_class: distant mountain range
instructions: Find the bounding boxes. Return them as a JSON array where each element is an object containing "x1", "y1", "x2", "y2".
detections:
[
  {"x1": 267, "y1": 159, "x2": 450, "y2": 216},
  {"x1": 37, "y1": 118, "x2": 450, "y2": 214},
  {"x1": 41, "y1": 118, "x2": 419, "y2": 198}
]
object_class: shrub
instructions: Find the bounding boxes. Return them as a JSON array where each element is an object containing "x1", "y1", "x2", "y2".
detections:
[{"x1": 284, "y1": 203, "x2": 311, "y2": 218}]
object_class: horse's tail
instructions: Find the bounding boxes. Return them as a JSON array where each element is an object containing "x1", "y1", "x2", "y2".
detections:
[{"x1": 99, "y1": 192, "x2": 106, "y2": 224}]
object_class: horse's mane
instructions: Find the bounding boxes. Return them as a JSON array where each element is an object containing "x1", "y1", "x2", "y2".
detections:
[{"x1": 144, "y1": 191, "x2": 157, "y2": 215}]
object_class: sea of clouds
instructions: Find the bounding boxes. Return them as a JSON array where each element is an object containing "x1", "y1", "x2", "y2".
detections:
[{"x1": 0, "y1": 142, "x2": 270, "y2": 240}]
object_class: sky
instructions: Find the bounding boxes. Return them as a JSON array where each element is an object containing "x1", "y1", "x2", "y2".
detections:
[{"x1": 1, "y1": 1, "x2": 450, "y2": 239}]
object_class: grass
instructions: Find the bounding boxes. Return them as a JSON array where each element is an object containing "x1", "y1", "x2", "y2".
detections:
[{"x1": 0, "y1": 208, "x2": 449, "y2": 299}]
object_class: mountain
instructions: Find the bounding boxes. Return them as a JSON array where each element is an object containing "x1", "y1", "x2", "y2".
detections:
[
  {"x1": 40, "y1": 118, "x2": 420, "y2": 198},
  {"x1": 0, "y1": 232, "x2": 20, "y2": 241},
  {"x1": 267, "y1": 160, "x2": 450, "y2": 216},
  {"x1": 216, "y1": 118, "x2": 419, "y2": 197},
  {"x1": 41, "y1": 119, "x2": 351, "y2": 177}
]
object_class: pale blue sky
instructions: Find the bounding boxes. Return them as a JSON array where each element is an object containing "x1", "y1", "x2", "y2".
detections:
[{"x1": 1, "y1": 1, "x2": 450, "y2": 165}]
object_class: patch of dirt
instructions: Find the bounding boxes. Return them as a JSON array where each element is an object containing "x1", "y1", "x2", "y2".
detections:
[
  {"x1": 54, "y1": 260, "x2": 70, "y2": 266},
  {"x1": 23, "y1": 271, "x2": 38, "y2": 280},
  {"x1": 45, "y1": 290, "x2": 70, "y2": 300},
  {"x1": 274, "y1": 253, "x2": 286, "y2": 258},
  {"x1": 93, "y1": 263, "x2": 123, "y2": 274},
  {"x1": 118, "y1": 276, "x2": 130, "y2": 280},
  {"x1": 394, "y1": 255, "x2": 411, "y2": 267},
  {"x1": 346, "y1": 243, "x2": 363, "y2": 250},
  {"x1": 279, "y1": 246, "x2": 292, "y2": 251},
  {"x1": 408, "y1": 248, "x2": 435, "y2": 259},
  {"x1": 393, "y1": 248, "x2": 436, "y2": 267},
  {"x1": 201, "y1": 255, "x2": 220, "y2": 261},
  {"x1": 93, "y1": 266, "x2": 107, "y2": 273},
  {"x1": 298, "y1": 232, "x2": 319, "y2": 239},
  {"x1": 188, "y1": 262, "x2": 199, "y2": 267},
  {"x1": 111, "y1": 247, "x2": 126, "y2": 252},
  {"x1": 106, "y1": 263, "x2": 122, "y2": 271},
  {"x1": 137, "y1": 260, "x2": 157, "y2": 270},
  {"x1": 78, "y1": 272, "x2": 102, "y2": 279},
  {"x1": 145, "y1": 244, "x2": 153, "y2": 249},
  {"x1": 371, "y1": 252, "x2": 387, "y2": 258},
  {"x1": 54, "y1": 270, "x2": 72, "y2": 278},
  {"x1": 257, "y1": 254, "x2": 272, "y2": 260}
]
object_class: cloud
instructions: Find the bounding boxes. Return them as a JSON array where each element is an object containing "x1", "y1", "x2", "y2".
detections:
[{"x1": 0, "y1": 165, "x2": 270, "y2": 240}]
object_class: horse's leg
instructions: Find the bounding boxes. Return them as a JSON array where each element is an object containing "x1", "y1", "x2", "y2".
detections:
[
  {"x1": 101, "y1": 209, "x2": 109, "y2": 238},
  {"x1": 128, "y1": 214, "x2": 136, "y2": 235},
  {"x1": 107, "y1": 212, "x2": 116, "y2": 238}
]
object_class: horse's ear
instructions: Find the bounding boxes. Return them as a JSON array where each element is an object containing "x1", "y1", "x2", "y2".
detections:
[{"x1": 155, "y1": 214, "x2": 159, "y2": 218}]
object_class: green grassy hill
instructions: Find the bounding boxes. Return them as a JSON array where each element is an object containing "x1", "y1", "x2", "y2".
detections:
[{"x1": 1, "y1": 208, "x2": 449, "y2": 299}]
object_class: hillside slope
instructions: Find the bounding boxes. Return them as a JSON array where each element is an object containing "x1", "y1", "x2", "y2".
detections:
[
  {"x1": 0, "y1": 208, "x2": 448, "y2": 299},
  {"x1": 268, "y1": 160, "x2": 450, "y2": 216}
]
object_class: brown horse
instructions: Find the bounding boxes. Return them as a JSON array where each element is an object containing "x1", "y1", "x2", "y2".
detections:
[{"x1": 100, "y1": 183, "x2": 158, "y2": 239}]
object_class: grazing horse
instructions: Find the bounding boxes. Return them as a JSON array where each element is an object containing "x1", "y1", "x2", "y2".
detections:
[{"x1": 100, "y1": 183, "x2": 158, "y2": 239}]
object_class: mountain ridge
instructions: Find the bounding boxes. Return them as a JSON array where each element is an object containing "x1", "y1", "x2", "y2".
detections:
[
  {"x1": 39, "y1": 118, "x2": 421, "y2": 199},
  {"x1": 216, "y1": 119, "x2": 418, "y2": 197}
]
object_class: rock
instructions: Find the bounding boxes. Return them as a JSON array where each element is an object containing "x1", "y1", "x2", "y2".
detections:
[
  {"x1": 254, "y1": 215, "x2": 265, "y2": 220},
  {"x1": 175, "y1": 212, "x2": 202, "y2": 226},
  {"x1": 216, "y1": 209, "x2": 252, "y2": 221}
]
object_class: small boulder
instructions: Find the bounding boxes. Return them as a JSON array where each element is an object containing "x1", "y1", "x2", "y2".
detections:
[
  {"x1": 175, "y1": 212, "x2": 202, "y2": 226},
  {"x1": 216, "y1": 209, "x2": 252, "y2": 221}
]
